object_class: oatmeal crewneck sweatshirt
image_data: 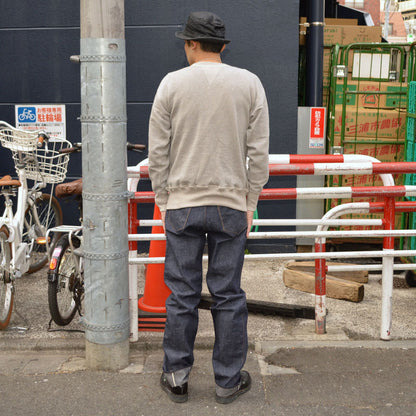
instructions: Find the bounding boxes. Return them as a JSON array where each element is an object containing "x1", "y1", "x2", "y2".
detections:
[{"x1": 148, "y1": 61, "x2": 270, "y2": 212}]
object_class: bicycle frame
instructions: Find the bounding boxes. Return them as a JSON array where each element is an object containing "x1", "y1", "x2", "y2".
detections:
[
  {"x1": 0, "y1": 153, "x2": 48, "y2": 278},
  {"x1": 47, "y1": 225, "x2": 83, "y2": 283},
  {"x1": 68, "y1": 228, "x2": 83, "y2": 277}
]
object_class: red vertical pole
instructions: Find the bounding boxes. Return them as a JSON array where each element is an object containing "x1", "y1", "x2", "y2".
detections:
[
  {"x1": 128, "y1": 200, "x2": 137, "y2": 251},
  {"x1": 383, "y1": 197, "x2": 396, "y2": 251},
  {"x1": 315, "y1": 239, "x2": 327, "y2": 334}
]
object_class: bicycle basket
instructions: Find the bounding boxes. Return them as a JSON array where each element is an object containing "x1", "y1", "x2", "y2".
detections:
[
  {"x1": 12, "y1": 140, "x2": 71, "y2": 184},
  {"x1": 0, "y1": 122, "x2": 40, "y2": 152}
]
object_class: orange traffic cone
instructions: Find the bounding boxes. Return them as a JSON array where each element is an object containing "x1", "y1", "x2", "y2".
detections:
[{"x1": 138, "y1": 205, "x2": 171, "y2": 331}]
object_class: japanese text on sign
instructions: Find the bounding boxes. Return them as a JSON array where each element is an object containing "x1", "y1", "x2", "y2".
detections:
[
  {"x1": 309, "y1": 107, "x2": 326, "y2": 148},
  {"x1": 15, "y1": 104, "x2": 66, "y2": 140}
]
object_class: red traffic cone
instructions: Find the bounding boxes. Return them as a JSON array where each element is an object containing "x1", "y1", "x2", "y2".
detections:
[{"x1": 138, "y1": 205, "x2": 171, "y2": 331}]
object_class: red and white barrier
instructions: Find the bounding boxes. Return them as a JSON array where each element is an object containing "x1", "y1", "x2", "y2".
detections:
[{"x1": 127, "y1": 155, "x2": 416, "y2": 342}]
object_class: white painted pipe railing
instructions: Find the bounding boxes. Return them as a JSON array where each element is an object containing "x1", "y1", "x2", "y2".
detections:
[{"x1": 126, "y1": 154, "x2": 416, "y2": 342}]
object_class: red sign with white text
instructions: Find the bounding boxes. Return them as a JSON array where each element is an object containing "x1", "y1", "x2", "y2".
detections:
[{"x1": 309, "y1": 107, "x2": 326, "y2": 148}]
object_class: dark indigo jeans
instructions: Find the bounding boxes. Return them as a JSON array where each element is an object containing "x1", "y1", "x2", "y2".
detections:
[{"x1": 162, "y1": 206, "x2": 248, "y2": 390}]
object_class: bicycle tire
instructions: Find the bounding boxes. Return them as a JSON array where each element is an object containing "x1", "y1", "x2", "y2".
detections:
[
  {"x1": 0, "y1": 226, "x2": 14, "y2": 329},
  {"x1": 48, "y1": 234, "x2": 82, "y2": 326},
  {"x1": 24, "y1": 193, "x2": 63, "y2": 273}
]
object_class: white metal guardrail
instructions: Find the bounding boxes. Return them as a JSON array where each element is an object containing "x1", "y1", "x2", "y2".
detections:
[{"x1": 126, "y1": 154, "x2": 416, "y2": 342}]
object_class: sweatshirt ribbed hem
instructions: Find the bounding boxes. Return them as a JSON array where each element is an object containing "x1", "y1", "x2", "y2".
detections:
[{"x1": 166, "y1": 186, "x2": 248, "y2": 212}]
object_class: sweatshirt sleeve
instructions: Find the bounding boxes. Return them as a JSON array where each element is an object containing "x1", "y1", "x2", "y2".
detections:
[
  {"x1": 148, "y1": 76, "x2": 171, "y2": 212},
  {"x1": 246, "y1": 77, "x2": 270, "y2": 211}
]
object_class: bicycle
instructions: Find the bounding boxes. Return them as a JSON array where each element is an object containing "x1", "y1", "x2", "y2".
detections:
[
  {"x1": 47, "y1": 142, "x2": 146, "y2": 326},
  {"x1": 0, "y1": 121, "x2": 71, "y2": 329}
]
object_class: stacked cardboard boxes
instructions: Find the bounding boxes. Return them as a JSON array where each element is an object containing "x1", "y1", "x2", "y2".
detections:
[
  {"x1": 321, "y1": 21, "x2": 406, "y2": 230},
  {"x1": 329, "y1": 101, "x2": 406, "y2": 230},
  {"x1": 333, "y1": 106, "x2": 406, "y2": 139},
  {"x1": 322, "y1": 20, "x2": 382, "y2": 105},
  {"x1": 300, "y1": 18, "x2": 407, "y2": 231}
]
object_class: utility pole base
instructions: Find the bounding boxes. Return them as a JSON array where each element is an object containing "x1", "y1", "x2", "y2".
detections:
[{"x1": 86, "y1": 339, "x2": 129, "y2": 371}]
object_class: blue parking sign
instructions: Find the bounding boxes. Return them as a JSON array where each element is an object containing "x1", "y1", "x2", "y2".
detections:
[{"x1": 17, "y1": 106, "x2": 37, "y2": 123}]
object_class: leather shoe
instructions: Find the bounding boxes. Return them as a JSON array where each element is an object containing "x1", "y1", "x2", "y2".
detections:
[
  {"x1": 215, "y1": 370, "x2": 251, "y2": 404},
  {"x1": 160, "y1": 373, "x2": 188, "y2": 403}
]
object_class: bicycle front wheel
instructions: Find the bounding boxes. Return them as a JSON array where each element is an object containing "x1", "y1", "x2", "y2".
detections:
[
  {"x1": 0, "y1": 226, "x2": 14, "y2": 329},
  {"x1": 24, "y1": 193, "x2": 63, "y2": 273},
  {"x1": 48, "y1": 234, "x2": 82, "y2": 326}
]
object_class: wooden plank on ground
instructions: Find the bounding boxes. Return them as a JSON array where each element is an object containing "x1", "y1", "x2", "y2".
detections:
[
  {"x1": 198, "y1": 294, "x2": 315, "y2": 319},
  {"x1": 285, "y1": 261, "x2": 368, "y2": 283},
  {"x1": 283, "y1": 268, "x2": 364, "y2": 302}
]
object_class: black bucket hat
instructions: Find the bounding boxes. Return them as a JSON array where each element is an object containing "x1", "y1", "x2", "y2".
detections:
[{"x1": 175, "y1": 11, "x2": 230, "y2": 44}]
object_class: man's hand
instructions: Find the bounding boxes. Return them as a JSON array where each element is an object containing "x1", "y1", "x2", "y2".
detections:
[
  {"x1": 161, "y1": 210, "x2": 166, "y2": 234},
  {"x1": 246, "y1": 210, "x2": 254, "y2": 238}
]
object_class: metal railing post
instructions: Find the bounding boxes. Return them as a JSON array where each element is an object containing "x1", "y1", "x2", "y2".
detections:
[{"x1": 381, "y1": 196, "x2": 396, "y2": 340}]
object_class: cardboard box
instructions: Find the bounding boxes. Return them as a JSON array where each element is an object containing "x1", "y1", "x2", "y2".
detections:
[
  {"x1": 334, "y1": 106, "x2": 406, "y2": 139},
  {"x1": 342, "y1": 26, "x2": 382, "y2": 45},
  {"x1": 333, "y1": 81, "x2": 407, "y2": 109},
  {"x1": 341, "y1": 139, "x2": 405, "y2": 186},
  {"x1": 301, "y1": 20, "x2": 381, "y2": 47},
  {"x1": 344, "y1": 139, "x2": 405, "y2": 162},
  {"x1": 324, "y1": 25, "x2": 344, "y2": 45},
  {"x1": 322, "y1": 26, "x2": 382, "y2": 99},
  {"x1": 326, "y1": 137, "x2": 405, "y2": 230},
  {"x1": 324, "y1": 25, "x2": 382, "y2": 46},
  {"x1": 330, "y1": 135, "x2": 405, "y2": 161},
  {"x1": 325, "y1": 18, "x2": 358, "y2": 26},
  {"x1": 299, "y1": 17, "x2": 307, "y2": 46},
  {"x1": 382, "y1": 83, "x2": 408, "y2": 108},
  {"x1": 334, "y1": 81, "x2": 381, "y2": 107},
  {"x1": 319, "y1": 25, "x2": 382, "y2": 105}
]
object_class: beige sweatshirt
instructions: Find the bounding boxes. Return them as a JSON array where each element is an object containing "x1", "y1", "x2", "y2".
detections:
[{"x1": 148, "y1": 61, "x2": 269, "y2": 212}]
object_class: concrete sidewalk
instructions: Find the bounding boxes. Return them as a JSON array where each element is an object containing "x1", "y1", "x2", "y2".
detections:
[
  {"x1": 1, "y1": 261, "x2": 415, "y2": 415},
  {"x1": 0, "y1": 340, "x2": 415, "y2": 416}
]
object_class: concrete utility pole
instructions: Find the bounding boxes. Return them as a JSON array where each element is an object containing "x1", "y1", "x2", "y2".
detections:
[
  {"x1": 80, "y1": 0, "x2": 129, "y2": 370},
  {"x1": 384, "y1": 0, "x2": 391, "y2": 41}
]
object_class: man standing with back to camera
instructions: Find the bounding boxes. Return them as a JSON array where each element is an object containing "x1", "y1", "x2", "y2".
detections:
[{"x1": 148, "y1": 11, "x2": 269, "y2": 404}]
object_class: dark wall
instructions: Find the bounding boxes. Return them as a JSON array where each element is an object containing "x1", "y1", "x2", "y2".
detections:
[{"x1": 0, "y1": 0, "x2": 299, "y2": 251}]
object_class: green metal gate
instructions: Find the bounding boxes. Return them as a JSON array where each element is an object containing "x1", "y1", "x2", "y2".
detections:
[
  {"x1": 401, "y1": 43, "x2": 416, "y2": 256},
  {"x1": 326, "y1": 42, "x2": 410, "y2": 235}
]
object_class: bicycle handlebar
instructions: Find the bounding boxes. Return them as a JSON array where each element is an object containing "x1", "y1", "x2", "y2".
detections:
[
  {"x1": 59, "y1": 143, "x2": 82, "y2": 154},
  {"x1": 37, "y1": 133, "x2": 50, "y2": 148},
  {"x1": 127, "y1": 142, "x2": 146, "y2": 152},
  {"x1": 59, "y1": 142, "x2": 146, "y2": 154}
]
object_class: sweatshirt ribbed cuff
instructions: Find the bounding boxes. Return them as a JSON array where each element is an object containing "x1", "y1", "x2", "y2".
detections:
[
  {"x1": 155, "y1": 193, "x2": 168, "y2": 212},
  {"x1": 247, "y1": 192, "x2": 260, "y2": 212}
]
